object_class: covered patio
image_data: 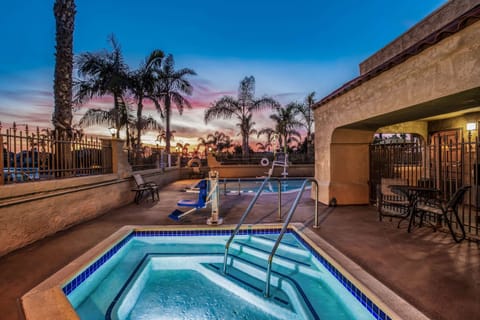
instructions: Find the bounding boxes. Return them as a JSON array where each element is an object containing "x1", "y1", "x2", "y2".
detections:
[{"x1": 1, "y1": 180, "x2": 478, "y2": 320}]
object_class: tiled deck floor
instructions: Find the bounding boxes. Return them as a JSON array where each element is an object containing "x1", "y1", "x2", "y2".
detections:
[{"x1": 1, "y1": 180, "x2": 479, "y2": 320}]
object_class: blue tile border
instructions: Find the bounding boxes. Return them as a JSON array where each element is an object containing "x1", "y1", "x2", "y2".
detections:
[
  {"x1": 291, "y1": 232, "x2": 392, "y2": 320},
  {"x1": 62, "y1": 227, "x2": 391, "y2": 320},
  {"x1": 62, "y1": 233, "x2": 133, "y2": 295}
]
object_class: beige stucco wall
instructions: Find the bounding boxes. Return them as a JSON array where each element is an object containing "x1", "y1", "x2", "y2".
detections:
[
  {"x1": 0, "y1": 168, "x2": 186, "y2": 257},
  {"x1": 360, "y1": 0, "x2": 480, "y2": 74},
  {"x1": 208, "y1": 164, "x2": 314, "y2": 178},
  {"x1": 314, "y1": 21, "x2": 480, "y2": 205}
]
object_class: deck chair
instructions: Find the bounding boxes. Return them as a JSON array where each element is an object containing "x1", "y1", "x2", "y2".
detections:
[
  {"x1": 414, "y1": 185, "x2": 470, "y2": 242},
  {"x1": 132, "y1": 173, "x2": 160, "y2": 204},
  {"x1": 169, "y1": 180, "x2": 208, "y2": 220},
  {"x1": 376, "y1": 178, "x2": 410, "y2": 226}
]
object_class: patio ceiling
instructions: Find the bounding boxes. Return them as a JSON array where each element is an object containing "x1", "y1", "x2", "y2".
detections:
[{"x1": 342, "y1": 87, "x2": 480, "y2": 131}]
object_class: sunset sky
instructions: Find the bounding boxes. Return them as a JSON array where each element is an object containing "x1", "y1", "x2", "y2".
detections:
[{"x1": 0, "y1": 0, "x2": 447, "y2": 148}]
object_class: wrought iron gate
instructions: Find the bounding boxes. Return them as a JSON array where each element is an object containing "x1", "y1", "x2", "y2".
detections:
[{"x1": 369, "y1": 132, "x2": 479, "y2": 239}]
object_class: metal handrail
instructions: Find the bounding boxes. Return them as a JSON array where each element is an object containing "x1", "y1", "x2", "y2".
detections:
[
  {"x1": 265, "y1": 179, "x2": 309, "y2": 297},
  {"x1": 223, "y1": 176, "x2": 271, "y2": 274},
  {"x1": 223, "y1": 176, "x2": 320, "y2": 278}
]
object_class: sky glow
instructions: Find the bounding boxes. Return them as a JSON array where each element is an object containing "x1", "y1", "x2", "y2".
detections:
[{"x1": 0, "y1": 0, "x2": 447, "y2": 149}]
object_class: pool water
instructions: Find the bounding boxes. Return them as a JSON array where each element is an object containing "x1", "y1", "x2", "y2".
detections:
[
  {"x1": 222, "y1": 179, "x2": 311, "y2": 194},
  {"x1": 66, "y1": 231, "x2": 379, "y2": 320}
]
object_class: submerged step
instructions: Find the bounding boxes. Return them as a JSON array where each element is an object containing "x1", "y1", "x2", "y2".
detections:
[
  {"x1": 223, "y1": 256, "x2": 318, "y2": 320},
  {"x1": 229, "y1": 241, "x2": 324, "y2": 279},
  {"x1": 109, "y1": 255, "x2": 308, "y2": 320}
]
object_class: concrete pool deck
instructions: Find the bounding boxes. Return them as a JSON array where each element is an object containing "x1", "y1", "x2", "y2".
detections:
[{"x1": 1, "y1": 179, "x2": 479, "y2": 319}]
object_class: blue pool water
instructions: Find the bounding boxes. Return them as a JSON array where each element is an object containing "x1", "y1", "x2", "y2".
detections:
[
  {"x1": 64, "y1": 229, "x2": 389, "y2": 320},
  {"x1": 221, "y1": 179, "x2": 311, "y2": 194}
]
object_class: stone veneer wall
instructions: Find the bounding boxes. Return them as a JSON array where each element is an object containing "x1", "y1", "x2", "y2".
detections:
[{"x1": 0, "y1": 167, "x2": 188, "y2": 257}]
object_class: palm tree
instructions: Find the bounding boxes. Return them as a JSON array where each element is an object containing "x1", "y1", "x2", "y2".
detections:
[
  {"x1": 236, "y1": 114, "x2": 257, "y2": 153},
  {"x1": 155, "y1": 54, "x2": 196, "y2": 154},
  {"x1": 74, "y1": 35, "x2": 130, "y2": 139},
  {"x1": 78, "y1": 98, "x2": 134, "y2": 141},
  {"x1": 295, "y1": 92, "x2": 316, "y2": 155},
  {"x1": 257, "y1": 127, "x2": 276, "y2": 152},
  {"x1": 156, "y1": 128, "x2": 176, "y2": 148},
  {"x1": 204, "y1": 76, "x2": 280, "y2": 158},
  {"x1": 129, "y1": 49, "x2": 164, "y2": 147},
  {"x1": 129, "y1": 115, "x2": 163, "y2": 148},
  {"x1": 53, "y1": 0, "x2": 76, "y2": 137},
  {"x1": 270, "y1": 103, "x2": 303, "y2": 154}
]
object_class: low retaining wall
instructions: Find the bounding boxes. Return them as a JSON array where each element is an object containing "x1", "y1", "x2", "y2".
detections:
[
  {"x1": 0, "y1": 168, "x2": 188, "y2": 258},
  {"x1": 207, "y1": 164, "x2": 314, "y2": 178}
]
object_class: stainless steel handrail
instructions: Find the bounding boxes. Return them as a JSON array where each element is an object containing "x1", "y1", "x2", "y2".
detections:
[
  {"x1": 223, "y1": 176, "x2": 270, "y2": 274},
  {"x1": 222, "y1": 176, "x2": 320, "y2": 279},
  {"x1": 265, "y1": 179, "x2": 309, "y2": 297}
]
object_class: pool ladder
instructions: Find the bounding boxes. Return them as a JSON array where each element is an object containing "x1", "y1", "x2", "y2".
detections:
[{"x1": 223, "y1": 176, "x2": 319, "y2": 297}]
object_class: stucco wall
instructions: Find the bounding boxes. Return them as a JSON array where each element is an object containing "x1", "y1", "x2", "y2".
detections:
[
  {"x1": 314, "y1": 21, "x2": 480, "y2": 205},
  {"x1": 208, "y1": 164, "x2": 314, "y2": 178},
  {"x1": 0, "y1": 168, "x2": 185, "y2": 257},
  {"x1": 360, "y1": 0, "x2": 480, "y2": 74}
]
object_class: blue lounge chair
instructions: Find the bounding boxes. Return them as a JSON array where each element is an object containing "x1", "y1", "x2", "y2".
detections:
[{"x1": 169, "y1": 180, "x2": 208, "y2": 220}]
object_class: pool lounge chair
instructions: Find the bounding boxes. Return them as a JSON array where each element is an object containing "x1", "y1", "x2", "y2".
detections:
[{"x1": 132, "y1": 173, "x2": 160, "y2": 204}]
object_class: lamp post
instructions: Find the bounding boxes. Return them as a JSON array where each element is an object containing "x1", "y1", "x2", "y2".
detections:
[
  {"x1": 108, "y1": 127, "x2": 117, "y2": 138},
  {"x1": 467, "y1": 122, "x2": 477, "y2": 141}
]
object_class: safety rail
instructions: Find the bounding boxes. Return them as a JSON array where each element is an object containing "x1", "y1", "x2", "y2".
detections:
[
  {"x1": 265, "y1": 179, "x2": 309, "y2": 297},
  {"x1": 223, "y1": 177, "x2": 320, "y2": 283},
  {"x1": 223, "y1": 176, "x2": 271, "y2": 274}
]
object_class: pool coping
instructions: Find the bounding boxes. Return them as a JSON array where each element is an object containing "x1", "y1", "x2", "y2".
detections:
[{"x1": 21, "y1": 223, "x2": 430, "y2": 320}]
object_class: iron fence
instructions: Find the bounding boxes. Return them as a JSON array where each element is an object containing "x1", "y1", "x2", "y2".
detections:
[
  {"x1": 0, "y1": 123, "x2": 112, "y2": 185},
  {"x1": 127, "y1": 147, "x2": 184, "y2": 171},
  {"x1": 214, "y1": 152, "x2": 314, "y2": 165},
  {"x1": 370, "y1": 134, "x2": 480, "y2": 239}
]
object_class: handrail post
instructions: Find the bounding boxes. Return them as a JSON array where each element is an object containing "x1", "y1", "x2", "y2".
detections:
[
  {"x1": 265, "y1": 179, "x2": 308, "y2": 297},
  {"x1": 311, "y1": 179, "x2": 320, "y2": 228},
  {"x1": 277, "y1": 179, "x2": 282, "y2": 221},
  {"x1": 223, "y1": 177, "x2": 270, "y2": 274}
]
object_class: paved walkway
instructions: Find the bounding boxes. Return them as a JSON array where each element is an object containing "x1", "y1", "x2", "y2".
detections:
[{"x1": 1, "y1": 180, "x2": 479, "y2": 319}]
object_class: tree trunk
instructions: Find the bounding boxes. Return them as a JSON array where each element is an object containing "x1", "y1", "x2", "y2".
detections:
[
  {"x1": 165, "y1": 96, "x2": 171, "y2": 154},
  {"x1": 136, "y1": 97, "x2": 143, "y2": 147},
  {"x1": 53, "y1": 0, "x2": 75, "y2": 137},
  {"x1": 53, "y1": 0, "x2": 75, "y2": 177}
]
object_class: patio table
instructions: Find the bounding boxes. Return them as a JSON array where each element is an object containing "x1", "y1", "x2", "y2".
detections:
[{"x1": 388, "y1": 185, "x2": 440, "y2": 232}]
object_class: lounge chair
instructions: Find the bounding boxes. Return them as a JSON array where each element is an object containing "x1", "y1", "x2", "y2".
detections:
[
  {"x1": 414, "y1": 185, "x2": 470, "y2": 242},
  {"x1": 169, "y1": 180, "x2": 208, "y2": 220},
  {"x1": 376, "y1": 178, "x2": 410, "y2": 226},
  {"x1": 132, "y1": 173, "x2": 160, "y2": 204}
]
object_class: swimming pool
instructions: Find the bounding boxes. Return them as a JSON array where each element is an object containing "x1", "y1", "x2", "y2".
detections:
[
  {"x1": 22, "y1": 224, "x2": 428, "y2": 320},
  {"x1": 220, "y1": 178, "x2": 311, "y2": 195}
]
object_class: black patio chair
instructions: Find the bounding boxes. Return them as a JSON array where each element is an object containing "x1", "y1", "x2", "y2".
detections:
[
  {"x1": 376, "y1": 178, "x2": 410, "y2": 226},
  {"x1": 132, "y1": 173, "x2": 160, "y2": 204},
  {"x1": 414, "y1": 185, "x2": 470, "y2": 243}
]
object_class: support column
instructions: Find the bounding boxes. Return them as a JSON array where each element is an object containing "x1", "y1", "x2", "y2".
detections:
[{"x1": 110, "y1": 139, "x2": 131, "y2": 178}]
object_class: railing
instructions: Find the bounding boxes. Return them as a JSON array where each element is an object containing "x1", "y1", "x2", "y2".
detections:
[
  {"x1": 223, "y1": 177, "x2": 320, "y2": 294},
  {"x1": 223, "y1": 176, "x2": 271, "y2": 274},
  {"x1": 214, "y1": 152, "x2": 314, "y2": 165},
  {"x1": 219, "y1": 177, "x2": 319, "y2": 225},
  {"x1": 370, "y1": 134, "x2": 480, "y2": 239},
  {"x1": 127, "y1": 148, "x2": 197, "y2": 171},
  {"x1": 0, "y1": 123, "x2": 112, "y2": 185},
  {"x1": 265, "y1": 179, "x2": 309, "y2": 297}
]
